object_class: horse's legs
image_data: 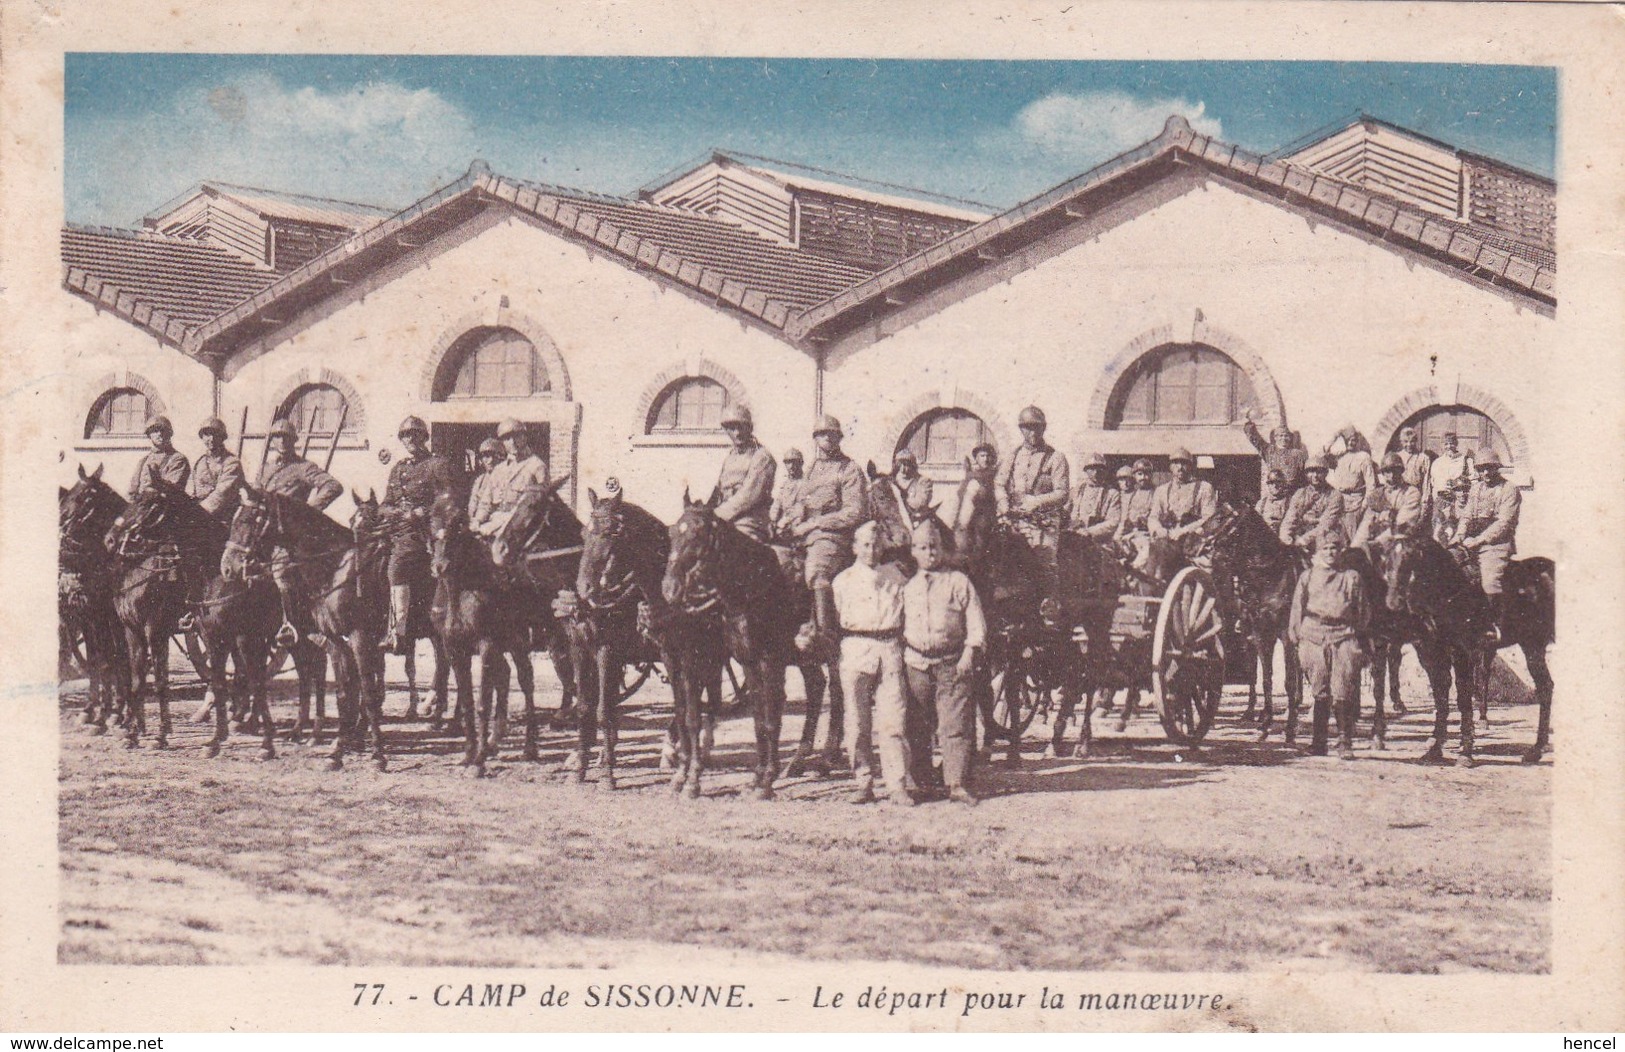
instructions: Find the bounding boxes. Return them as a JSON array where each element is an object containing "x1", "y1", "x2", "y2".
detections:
[
  {"x1": 512, "y1": 644, "x2": 538, "y2": 762},
  {"x1": 201, "y1": 627, "x2": 231, "y2": 757},
  {"x1": 123, "y1": 623, "x2": 150, "y2": 748},
  {"x1": 403, "y1": 646, "x2": 419, "y2": 720},
  {"x1": 785, "y1": 659, "x2": 825, "y2": 778},
  {"x1": 1456, "y1": 648, "x2": 1479, "y2": 767},
  {"x1": 1521, "y1": 643, "x2": 1553, "y2": 763},
  {"x1": 570, "y1": 640, "x2": 596, "y2": 782},
  {"x1": 1416, "y1": 641, "x2": 1452, "y2": 763},
  {"x1": 1256, "y1": 633, "x2": 1276, "y2": 742},
  {"x1": 453, "y1": 650, "x2": 477, "y2": 768},
  {"x1": 1369, "y1": 640, "x2": 1387, "y2": 749},
  {"x1": 822, "y1": 645, "x2": 846, "y2": 771},
  {"x1": 1387, "y1": 644, "x2": 1407, "y2": 717},
  {"x1": 1049, "y1": 686, "x2": 1075, "y2": 758},
  {"x1": 246, "y1": 632, "x2": 275, "y2": 761},
  {"x1": 596, "y1": 647, "x2": 619, "y2": 790},
  {"x1": 1243, "y1": 636, "x2": 1259, "y2": 723},
  {"x1": 320, "y1": 635, "x2": 359, "y2": 770},
  {"x1": 763, "y1": 660, "x2": 787, "y2": 797}
]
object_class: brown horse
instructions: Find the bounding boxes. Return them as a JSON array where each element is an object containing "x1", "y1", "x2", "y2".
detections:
[
  {"x1": 59, "y1": 466, "x2": 129, "y2": 733},
  {"x1": 430, "y1": 494, "x2": 535, "y2": 776},
  {"x1": 663, "y1": 489, "x2": 796, "y2": 799},
  {"x1": 1209, "y1": 500, "x2": 1304, "y2": 743},
  {"x1": 106, "y1": 481, "x2": 225, "y2": 750},
  {"x1": 1382, "y1": 536, "x2": 1554, "y2": 765},
  {"x1": 223, "y1": 487, "x2": 377, "y2": 769},
  {"x1": 489, "y1": 477, "x2": 581, "y2": 741}
]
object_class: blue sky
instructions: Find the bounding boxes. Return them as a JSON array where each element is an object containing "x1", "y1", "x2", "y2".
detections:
[{"x1": 65, "y1": 55, "x2": 1557, "y2": 227}]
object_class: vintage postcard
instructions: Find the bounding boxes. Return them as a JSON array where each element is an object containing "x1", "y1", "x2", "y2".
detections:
[{"x1": 3, "y1": 0, "x2": 1623, "y2": 1036}]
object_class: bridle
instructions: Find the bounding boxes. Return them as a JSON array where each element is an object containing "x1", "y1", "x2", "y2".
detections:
[
  {"x1": 667, "y1": 509, "x2": 722, "y2": 614},
  {"x1": 223, "y1": 498, "x2": 277, "y2": 582}
]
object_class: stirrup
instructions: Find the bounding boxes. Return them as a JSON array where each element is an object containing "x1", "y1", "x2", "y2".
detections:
[
  {"x1": 275, "y1": 622, "x2": 299, "y2": 649},
  {"x1": 177, "y1": 612, "x2": 198, "y2": 633}
]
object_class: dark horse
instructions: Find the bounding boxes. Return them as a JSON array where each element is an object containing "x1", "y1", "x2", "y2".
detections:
[
  {"x1": 223, "y1": 487, "x2": 378, "y2": 769},
  {"x1": 489, "y1": 477, "x2": 581, "y2": 740},
  {"x1": 430, "y1": 494, "x2": 535, "y2": 776},
  {"x1": 59, "y1": 465, "x2": 129, "y2": 733},
  {"x1": 1382, "y1": 536, "x2": 1554, "y2": 765},
  {"x1": 664, "y1": 489, "x2": 796, "y2": 799},
  {"x1": 1209, "y1": 501, "x2": 1303, "y2": 743},
  {"x1": 106, "y1": 481, "x2": 225, "y2": 750}
]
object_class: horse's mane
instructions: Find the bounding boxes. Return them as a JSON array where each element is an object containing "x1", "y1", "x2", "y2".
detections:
[
  {"x1": 510, "y1": 482, "x2": 583, "y2": 548},
  {"x1": 263, "y1": 490, "x2": 352, "y2": 551},
  {"x1": 126, "y1": 483, "x2": 224, "y2": 545}
]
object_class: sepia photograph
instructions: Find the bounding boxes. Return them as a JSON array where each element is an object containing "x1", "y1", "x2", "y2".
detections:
[{"x1": 5, "y1": 0, "x2": 1624, "y2": 1036}]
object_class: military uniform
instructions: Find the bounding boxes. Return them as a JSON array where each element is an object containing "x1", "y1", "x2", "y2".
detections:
[
  {"x1": 1069, "y1": 480, "x2": 1122, "y2": 541},
  {"x1": 468, "y1": 449, "x2": 507, "y2": 534},
  {"x1": 1456, "y1": 474, "x2": 1521, "y2": 597},
  {"x1": 1242, "y1": 421, "x2": 1307, "y2": 491},
  {"x1": 1330, "y1": 447, "x2": 1377, "y2": 539},
  {"x1": 1289, "y1": 552, "x2": 1371, "y2": 755},
  {"x1": 1396, "y1": 448, "x2": 1433, "y2": 505},
  {"x1": 996, "y1": 442, "x2": 1070, "y2": 542},
  {"x1": 1280, "y1": 483, "x2": 1344, "y2": 550},
  {"x1": 191, "y1": 449, "x2": 244, "y2": 522},
  {"x1": 383, "y1": 450, "x2": 454, "y2": 584},
  {"x1": 1148, "y1": 476, "x2": 1217, "y2": 553},
  {"x1": 715, "y1": 440, "x2": 777, "y2": 542},
  {"x1": 259, "y1": 452, "x2": 342, "y2": 508},
  {"x1": 1116, "y1": 485, "x2": 1155, "y2": 541},
  {"x1": 801, "y1": 451, "x2": 868, "y2": 587},
  {"x1": 1256, "y1": 489, "x2": 1293, "y2": 535},
  {"x1": 1353, "y1": 479, "x2": 1423, "y2": 550},
  {"x1": 899, "y1": 474, "x2": 934, "y2": 517},
  {"x1": 128, "y1": 448, "x2": 190, "y2": 499}
]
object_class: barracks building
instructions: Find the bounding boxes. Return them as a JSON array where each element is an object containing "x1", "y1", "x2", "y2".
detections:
[{"x1": 60, "y1": 114, "x2": 1557, "y2": 551}]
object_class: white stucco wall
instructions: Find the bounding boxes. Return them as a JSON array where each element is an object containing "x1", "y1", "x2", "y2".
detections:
[{"x1": 823, "y1": 176, "x2": 1554, "y2": 552}]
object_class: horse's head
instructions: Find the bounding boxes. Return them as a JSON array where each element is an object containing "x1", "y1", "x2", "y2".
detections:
[
  {"x1": 1381, "y1": 534, "x2": 1422, "y2": 614},
  {"x1": 222, "y1": 486, "x2": 277, "y2": 581},
  {"x1": 429, "y1": 492, "x2": 470, "y2": 580},
  {"x1": 62, "y1": 463, "x2": 123, "y2": 548},
  {"x1": 578, "y1": 482, "x2": 638, "y2": 609},
  {"x1": 662, "y1": 486, "x2": 724, "y2": 611},
  {"x1": 491, "y1": 474, "x2": 574, "y2": 570},
  {"x1": 348, "y1": 488, "x2": 385, "y2": 551}
]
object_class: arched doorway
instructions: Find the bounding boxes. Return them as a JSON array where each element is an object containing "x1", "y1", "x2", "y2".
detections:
[
  {"x1": 429, "y1": 325, "x2": 555, "y2": 497},
  {"x1": 1387, "y1": 404, "x2": 1513, "y2": 467},
  {"x1": 1103, "y1": 343, "x2": 1266, "y2": 503},
  {"x1": 896, "y1": 407, "x2": 993, "y2": 484}
]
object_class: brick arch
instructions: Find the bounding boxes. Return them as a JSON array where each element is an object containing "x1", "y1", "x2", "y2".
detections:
[
  {"x1": 267, "y1": 366, "x2": 367, "y2": 432},
  {"x1": 82, "y1": 369, "x2": 167, "y2": 438},
  {"x1": 874, "y1": 389, "x2": 1014, "y2": 466},
  {"x1": 419, "y1": 305, "x2": 572, "y2": 403},
  {"x1": 1085, "y1": 322, "x2": 1287, "y2": 432},
  {"x1": 633, "y1": 359, "x2": 751, "y2": 434},
  {"x1": 1372, "y1": 381, "x2": 1534, "y2": 479}
]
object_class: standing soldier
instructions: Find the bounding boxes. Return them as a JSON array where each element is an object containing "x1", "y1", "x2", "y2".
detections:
[
  {"x1": 713, "y1": 405, "x2": 777, "y2": 542},
  {"x1": 1242, "y1": 417, "x2": 1307, "y2": 492},
  {"x1": 190, "y1": 417, "x2": 244, "y2": 523},
  {"x1": 1428, "y1": 430, "x2": 1474, "y2": 502},
  {"x1": 1280, "y1": 453, "x2": 1345, "y2": 552},
  {"x1": 891, "y1": 449, "x2": 934, "y2": 517},
  {"x1": 1453, "y1": 453, "x2": 1521, "y2": 635},
  {"x1": 1327, "y1": 425, "x2": 1377, "y2": 540},
  {"x1": 995, "y1": 406, "x2": 1070, "y2": 592},
  {"x1": 128, "y1": 415, "x2": 191, "y2": 498},
  {"x1": 1256, "y1": 469, "x2": 1294, "y2": 536},
  {"x1": 1148, "y1": 447, "x2": 1217, "y2": 557},
  {"x1": 1068, "y1": 453, "x2": 1122, "y2": 542},
  {"x1": 1354, "y1": 453, "x2": 1423, "y2": 551},
  {"x1": 468, "y1": 438, "x2": 508, "y2": 536},
  {"x1": 770, "y1": 447, "x2": 807, "y2": 537},
  {"x1": 902, "y1": 519, "x2": 986, "y2": 806},
  {"x1": 786, "y1": 415, "x2": 868, "y2": 650},
  {"x1": 1287, "y1": 524, "x2": 1370, "y2": 759},
  {"x1": 258, "y1": 417, "x2": 343, "y2": 647},
  {"x1": 380, "y1": 416, "x2": 454, "y2": 653},
  {"x1": 1394, "y1": 426, "x2": 1434, "y2": 515}
]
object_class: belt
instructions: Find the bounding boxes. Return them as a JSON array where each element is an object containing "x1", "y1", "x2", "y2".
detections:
[
  {"x1": 1306, "y1": 614, "x2": 1353, "y2": 627},
  {"x1": 843, "y1": 628, "x2": 900, "y2": 640},
  {"x1": 906, "y1": 643, "x2": 962, "y2": 660},
  {"x1": 1339, "y1": 487, "x2": 1366, "y2": 496}
]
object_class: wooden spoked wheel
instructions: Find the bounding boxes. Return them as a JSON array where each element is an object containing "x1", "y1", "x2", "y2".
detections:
[
  {"x1": 1151, "y1": 566, "x2": 1224, "y2": 745},
  {"x1": 986, "y1": 631, "x2": 1049, "y2": 740},
  {"x1": 616, "y1": 660, "x2": 655, "y2": 703}
]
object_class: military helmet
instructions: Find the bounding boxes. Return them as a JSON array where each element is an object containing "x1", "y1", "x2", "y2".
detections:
[
  {"x1": 1475, "y1": 451, "x2": 1504, "y2": 469},
  {"x1": 1082, "y1": 452, "x2": 1109, "y2": 472},
  {"x1": 497, "y1": 418, "x2": 526, "y2": 439},
  {"x1": 398, "y1": 415, "x2": 429, "y2": 438},
  {"x1": 1267, "y1": 469, "x2": 1289, "y2": 487},
  {"x1": 1132, "y1": 457, "x2": 1155, "y2": 474},
  {"x1": 893, "y1": 448, "x2": 918, "y2": 465},
  {"x1": 144, "y1": 415, "x2": 174, "y2": 438},
  {"x1": 1017, "y1": 405, "x2": 1047, "y2": 429},
  {"x1": 478, "y1": 438, "x2": 504, "y2": 456},
  {"x1": 813, "y1": 414, "x2": 843, "y2": 437},
  {"x1": 1169, "y1": 446, "x2": 1195, "y2": 465},
  {"x1": 267, "y1": 418, "x2": 299, "y2": 441},
  {"x1": 783, "y1": 446, "x2": 804, "y2": 463},
  {"x1": 1305, "y1": 452, "x2": 1335, "y2": 472},
  {"x1": 1115, "y1": 465, "x2": 1134, "y2": 481},
  {"x1": 1317, "y1": 523, "x2": 1349, "y2": 548},
  {"x1": 1380, "y1": 452, "x2": 1406, "y2": 473},
  {"x1": 197, "y1": 416, "x2": 227, "y2": 438},
  {"x1": 720, "y1": 404, "x2": 753, "y2": 430}
]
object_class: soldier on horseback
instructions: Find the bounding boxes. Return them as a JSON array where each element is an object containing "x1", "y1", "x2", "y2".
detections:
[
  {"x1": 380, "y1": 415, "x2": 454, "y2": 654},
  {"x1": 1353, "y1": 452, "x2": 1423, "y2": 551},
  {"x1": 770, "y1": 447, "x2": 807, "y2": 536},
  {"x1": 468, "y1": 437, "x2": 507, "y2": 535},
  {"x1": 995, "y1": 405, "x2": 1069, "y2": 594},
  {"x1": 191, "y1": 417, "x2": 244, "y2": 524},
  {"x1": 891, "y1": 449, "x2": 934, "y2": 518},
  {"x1": 713, "y1": 405, "x2": 777, "y2": 543},
  {"x1": 1068, "y1": 453, "x2": 1121, "y2": 541},
  {"x1": 785, "y1": 415, "x2": 868, "y2": 650},
  {"x1": 258, "y1": 417, "x2": 343, "y2": 648},
  {"x1": 1280, "y1": 453, "x2": 1344, "y2": 552},
  {"x1": 128, "y1": 415, "x2": 190, "y2": 498},
  {"x1": 1148, "y1": 447, "x2": 1217, "y2": 559},
  {"x1": 1256, "y1": 468, "x2": 1294, "y2": 536},
  {"x1": 1452, "y1": 452, "x2": 1521, "y2": 639}
]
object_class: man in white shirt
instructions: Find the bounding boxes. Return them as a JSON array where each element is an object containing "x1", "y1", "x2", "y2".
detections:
[
  {"x1": 832, "y1": 522, "x2": 911, "y2": 806},
  {"x1": 902, "y1": 519, "x2": 987, "y2": 805}
]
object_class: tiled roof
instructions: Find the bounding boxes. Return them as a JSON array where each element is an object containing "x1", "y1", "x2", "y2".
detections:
[
  {"x1": 61, "y1": 225, "x2": 280, "y2": 342},
  {"x1": 789, "y1": 115, "x2": 1556, "y2": 342}
]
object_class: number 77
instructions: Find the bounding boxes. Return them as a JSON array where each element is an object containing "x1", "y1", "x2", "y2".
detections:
[{"x1": 353, "y1": 983, "x2": 385, "y2": 1006}]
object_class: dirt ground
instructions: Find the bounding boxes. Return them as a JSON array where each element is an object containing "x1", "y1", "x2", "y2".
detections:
[{"x1": 57, "y1": 649, "x2": 1550, "y2": 973}]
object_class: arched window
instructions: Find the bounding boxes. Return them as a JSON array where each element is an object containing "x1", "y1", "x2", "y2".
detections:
[
  {"x1": 279, "y1": 383, "x2": 358, "y2": 438},
  {"x1": 1108, "y1": 344, "x2": 1259, "y2": 428},
  {"x1": 647, "y1": 377, "x2": 730, "y2": 433},
  {"x1": 85, "y1": 387, "x2": 151, "y2": 439},
  {"x1": 898, "y1": 408, "x2": 991, "y2": 477},
  {"x1": 434, "y1": 327, "x2": 549, "y2": 400},
  {"x1": 1392, "y1": 405, "x2": 1513, "y2": 467}
]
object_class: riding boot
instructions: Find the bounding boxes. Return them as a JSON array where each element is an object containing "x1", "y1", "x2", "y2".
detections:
[
  {"x1": 382, "y1": 584, "x2": 412, "y2": 654},
  {"x1": 1486, "y1": 593, "x2": 1508, "y2": 645}
]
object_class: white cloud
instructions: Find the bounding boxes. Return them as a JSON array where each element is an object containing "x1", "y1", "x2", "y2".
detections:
[
  {"x1": 70, "y1": 74, "x2": 480, "y2": 224},
  {"x1": 1014, "y1": 90, "x2": 1223, "y2": 161}
]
